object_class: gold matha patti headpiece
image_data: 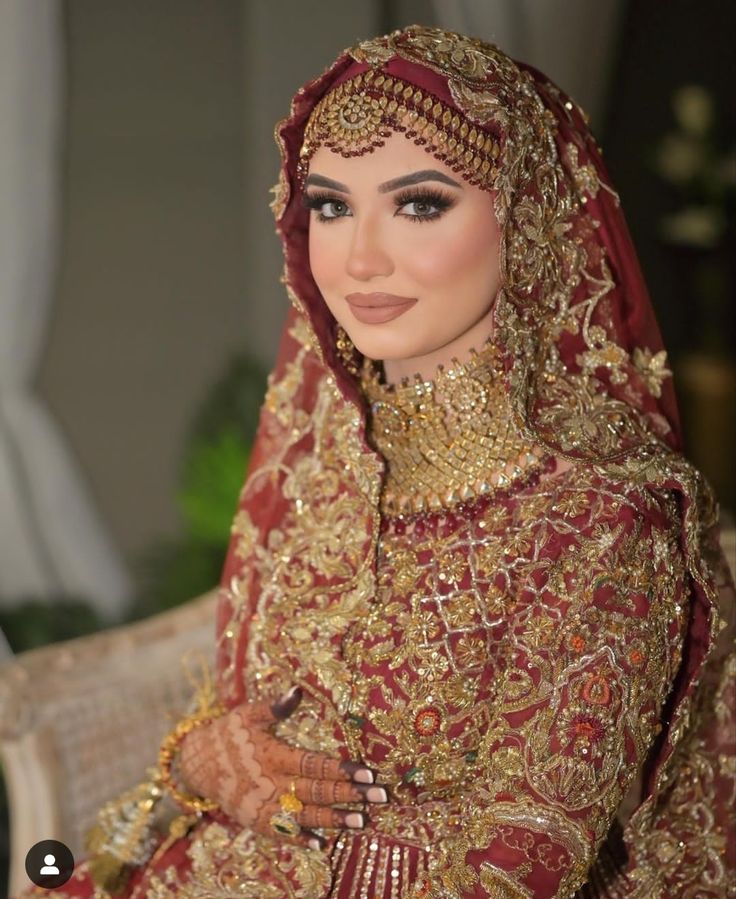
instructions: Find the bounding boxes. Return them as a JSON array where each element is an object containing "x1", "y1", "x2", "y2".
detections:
[{"x1": 297, "y1": 70, "x2": 501, "y2": 191}]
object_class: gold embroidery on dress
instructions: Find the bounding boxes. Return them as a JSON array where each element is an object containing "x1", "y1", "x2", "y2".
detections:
[
  {"x1": 211, "y1": 303, "x2": 695, "y2": 898},
  {"x1": 359, "y1": 338, "x2": 546, "y2": 516},
  {"x1": 252, "y1": 23, "x2": 733, "y2": 899},
  {"x1": 142, "y1": 821, "x2": 332, "y2": 898},
  {"x1": 217, "y1": 312, "x2": 380, "y2": 705},
  {"x1": 631, "y1": 347, "x2": 672, "y2": 398}
]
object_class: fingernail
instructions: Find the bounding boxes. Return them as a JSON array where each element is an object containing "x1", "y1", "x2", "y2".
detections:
[
  {"x1": 345, "y1": 812, "x2": 365, "y2": 829},
  {"x1": 273, "y1": 686, "x2": 302, "y2": 720},
  {"x1": 352, "y1": 768, "x2": 374, "y2": 784},
  {"x1": 308, "y1": 838, "x2": 321, "y2": 851},
  {"x1": 355, "y1": 783, "x2": 388, "y2": 802},
  {"x1": 365, "y1": 786, "x2": 388, "y2": 803},
  {"x1": 283, "y1": 685, "x2": 301, "y2": 703}
]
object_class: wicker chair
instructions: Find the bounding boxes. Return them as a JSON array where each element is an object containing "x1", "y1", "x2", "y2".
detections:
[{"x1": 0, "y1": 590, "x2": 218, "y2": 897}]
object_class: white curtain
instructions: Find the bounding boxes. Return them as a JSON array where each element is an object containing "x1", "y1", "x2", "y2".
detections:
[
  {"x1": 432, "y1": 0, "x2": 625, "y2": 126},
  {"x1": 0, "y1": 0, "x2": 131, "y2": 619}
]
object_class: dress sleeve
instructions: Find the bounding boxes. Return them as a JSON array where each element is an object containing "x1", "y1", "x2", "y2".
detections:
[{"x1": 416, "y1": 484, "x2": 690, "y2": 899}]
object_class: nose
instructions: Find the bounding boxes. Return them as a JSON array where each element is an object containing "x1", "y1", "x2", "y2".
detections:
[{"x1": 345, "y1": 215, "x2": 394, "y2": 281}]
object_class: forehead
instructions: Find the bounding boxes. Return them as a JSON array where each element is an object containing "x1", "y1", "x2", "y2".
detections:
[{"x1": 306, "y1": 131, "x2": 467, "y2": 189}]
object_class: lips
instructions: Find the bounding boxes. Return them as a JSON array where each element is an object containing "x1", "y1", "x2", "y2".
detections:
[
  {"x1": 345, "y1": 293, "x2": 417, "y2": 324},
  {"x1": 345, "y1": 292, "x2": 416, "y2": 308}
]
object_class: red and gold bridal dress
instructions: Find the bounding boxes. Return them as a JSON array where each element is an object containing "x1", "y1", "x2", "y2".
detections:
[{"x1": 22, "y1": 25, "x2": 735, "y2": 899}]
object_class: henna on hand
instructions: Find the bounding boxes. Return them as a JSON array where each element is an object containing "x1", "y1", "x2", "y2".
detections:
[{"x1": 177, "y1": 688, "x2": 387, "y2": 844}]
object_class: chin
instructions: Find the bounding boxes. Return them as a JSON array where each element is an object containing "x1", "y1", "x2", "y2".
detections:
[{"x1": 344, "y1": 324, "x2": 426, "y2": 364}]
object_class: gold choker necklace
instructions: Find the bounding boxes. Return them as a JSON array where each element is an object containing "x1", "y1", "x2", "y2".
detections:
[{"x1": 359, "y1": 339, "x2": 546, "y2": 517}]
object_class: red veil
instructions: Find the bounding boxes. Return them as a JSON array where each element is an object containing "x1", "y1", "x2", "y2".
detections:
[{"x1": 215, "y1": 26, "x2": 735, "y2": 896}]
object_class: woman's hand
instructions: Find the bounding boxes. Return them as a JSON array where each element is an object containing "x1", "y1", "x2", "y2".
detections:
[{"x1": 178, "y1": 686, "x2": 387, "y2": 846}]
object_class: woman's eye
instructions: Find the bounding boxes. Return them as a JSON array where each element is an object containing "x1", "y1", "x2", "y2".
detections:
[
  {"x1": 318, "y1": 200, "x2": 351, "y2": 220},
  {"x1": 302, "y1": 193, "x2": 353, "y2": 222},
  {"x1": 394, "y1": 191, "x2": 454, "y2": 221},
  {"x1": 400, "y1": 200, "x2": 440, "y2": 218}
]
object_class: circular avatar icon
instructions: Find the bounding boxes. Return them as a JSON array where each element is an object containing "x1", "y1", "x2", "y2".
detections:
[{"x1": 25, "y1": 840, "x2": 75, "y2": 890}]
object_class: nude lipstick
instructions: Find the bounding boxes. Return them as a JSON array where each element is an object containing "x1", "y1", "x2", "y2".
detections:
[{"x1": 345, "y1": 293, "x2": 418, "y2": 324}]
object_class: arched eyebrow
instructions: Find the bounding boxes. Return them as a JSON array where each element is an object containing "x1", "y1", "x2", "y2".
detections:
[
  {"x1": 303, "y1": 169, "x2": 463, "y2": 194},
  {"x1": 377, "y1": 170, "x2": 463, "y2": 193}
]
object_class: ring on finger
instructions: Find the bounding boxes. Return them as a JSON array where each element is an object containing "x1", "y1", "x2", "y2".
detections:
[
  {"x1": 270, "y1": 809, "x2": 301, "y2": 837},
  {"x1": 271, "y1": 783, "x2": 304, "y2": 837},
  {"x1": 280, "y1": 782, "x2": 303, "y2": 815}
]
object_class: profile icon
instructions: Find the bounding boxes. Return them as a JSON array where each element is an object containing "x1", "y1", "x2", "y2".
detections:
[
  {"x1": 25, "y1": 840, "x2": 74, "y2": 890},
  {"x1": 40, "y1": 853, "x2": 60, "y2": 875}
]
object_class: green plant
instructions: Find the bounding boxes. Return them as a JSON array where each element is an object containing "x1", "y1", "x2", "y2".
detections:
[{"x1": 0, "y1": 598, "x2": 103, "y2": 655}]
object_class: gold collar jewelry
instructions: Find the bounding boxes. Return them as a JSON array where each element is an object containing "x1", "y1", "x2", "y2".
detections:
[{"x1": 359, "y1": 339, "x2": 546, "y2": 516}]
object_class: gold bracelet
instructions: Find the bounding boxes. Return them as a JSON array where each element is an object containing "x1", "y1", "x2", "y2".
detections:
[{"x1": 158, "y1": 705, "x2": 226, "y2": 813}]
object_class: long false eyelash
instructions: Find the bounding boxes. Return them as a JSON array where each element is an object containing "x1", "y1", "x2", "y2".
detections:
[
  {"x1": 301, "y1": 190, "x2": 343, "y2": 210},
  {"x1": 301, "y1": 191, "x2": 349, "y2": 224},
  {"x1": 392, "y1": 187, "x2": 456, "y2": 215},
  {"x1": 392, "y1": 187, "x2": 457, "y2": 224}
]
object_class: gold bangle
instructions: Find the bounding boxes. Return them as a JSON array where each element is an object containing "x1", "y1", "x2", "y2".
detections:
[{"x1": 158, "y1": 705, "x2": 226, "y2": 814}]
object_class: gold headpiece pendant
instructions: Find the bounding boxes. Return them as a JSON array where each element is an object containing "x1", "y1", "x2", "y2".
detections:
[{"x1": 298, "y1": 70, "x2": 501, "y2": 192}]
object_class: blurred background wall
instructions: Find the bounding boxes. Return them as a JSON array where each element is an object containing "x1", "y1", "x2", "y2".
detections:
[
  {"x1": 1, "y1": 0, "x2": 734, "y2": 633},
  {"x1": 38, "y1": 0, "x2": 384, "y2": 581},
  {"x1": 39, "y1": 1, "x2": 251, "y2": 569}
]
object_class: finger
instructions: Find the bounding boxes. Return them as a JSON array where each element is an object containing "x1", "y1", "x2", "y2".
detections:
[
  {"x1": 302, "y1": 828, "x2": 327, "y2": 851},
  {"x1": 236, "y1": 686, "x2": 302, "y2": 728},
  {"x1": 238, "y1": 700, "x2": 276, "y2": 727},
  {"x1": 291, "y1": 776, "x2": 389, "y2": 806},
  {"x1": 300, "y1": 753, "x2": 376, "y2": 784},
  {"x1": 268, "y1": 743, "x2": 375, "y2": 783},
  {"x1": 256, "y1": 799, "x2": 367, "y2": 836},
  {"x1": 280, "y1": 827, "x2": 327, "y2": 852},
  {"x1": 298, "y1": 804, "x2": 367, "y2": 830}
]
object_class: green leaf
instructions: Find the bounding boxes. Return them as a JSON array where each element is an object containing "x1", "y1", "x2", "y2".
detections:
[{"x1": 179, "y1": 428, "x2": 250, "y2": 544}]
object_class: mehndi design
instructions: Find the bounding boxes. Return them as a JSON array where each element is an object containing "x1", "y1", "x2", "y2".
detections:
[{"x1": 178, "y1": 700, "x2": 376, "y2": 834}]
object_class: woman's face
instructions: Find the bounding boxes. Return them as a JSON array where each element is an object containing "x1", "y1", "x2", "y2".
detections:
[{"x1": 304, "y1": 131, "x2": 501, "y2": 373}]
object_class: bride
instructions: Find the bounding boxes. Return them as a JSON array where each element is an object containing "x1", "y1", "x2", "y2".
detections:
[{"x1": 26, "y1": 24, "x2": 735, "y2": 899}]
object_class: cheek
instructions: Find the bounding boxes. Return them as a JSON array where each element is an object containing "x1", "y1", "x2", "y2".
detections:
[
  {"x1": 403, "y1": 208, "x2": 500, "y2": 291},
  {"x1": 308, "y1": 226, "x2": 352, "y2": 324},
  {"x1": 308, "y1": 224, "x2": 354, "y2": 295},
  {"x1": 308, "y1": 227, "x2": 333, "y2": 291}
]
